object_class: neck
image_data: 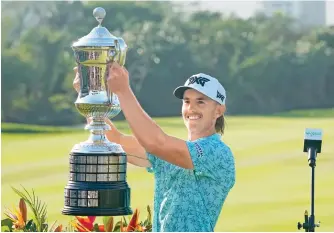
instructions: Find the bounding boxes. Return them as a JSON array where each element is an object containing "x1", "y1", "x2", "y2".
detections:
[{"x1": 187, "y1": 128, "x2": 216, "y2": 141}]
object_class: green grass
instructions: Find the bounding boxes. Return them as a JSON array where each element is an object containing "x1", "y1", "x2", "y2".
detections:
[
  {"x1": 272, "y1": 108, "x2": 334, "y2": 118},
  {"x1": 1, "y1": 122, "x2": 82, "y2": 134},
  {"x1": 2, "y1": 113, "x2": 334, "y2": 231}
]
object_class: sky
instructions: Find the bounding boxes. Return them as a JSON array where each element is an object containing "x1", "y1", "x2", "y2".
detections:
[{"x1": 178, "y1": 0, "x2": 334, "y2": 25}]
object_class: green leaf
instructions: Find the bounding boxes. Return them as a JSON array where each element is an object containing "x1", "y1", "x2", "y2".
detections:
[
  {"x1": 31, "y1": 221, "x2": 38, "y2": 232},
  {"x1": 42, "y1": 223, "x2": 48, "y2": 232},
  {"x1": 11, "y1": 186, "x2": 48, "y2": 232},
  {"x1": 143, "y1": 220, "x2": 149, "y2": 226},
  {"x1": 102, "y1": 216, "x2": 109, "y2": 228},
  {"x1": 122, "y1": 216, "x2": 128, "y2": 226},
  {"x1": 146, "y1": 205, "x2": 152, "y2": 223},
  {"x1": 1, "y1": 218, "x2": 12, "y2": 232},
  {"x1": 25, "y1": 220, "x2": 37, "y2": 232},
  {"x1": 25, "y1": 219, "x2": 33, "y2": 230},
  {"x1": 113, "y1": 220, "x2": 122, "y2": 232},
  {"x1": 1, "y1": 225, "x2": 11, "y2": 232},
  {"x1": 93, "y1": 223, "x2": 99, "y2": 232},
  {"x1": 1, "y1": 218, "x2": 12, "y2": 231},
  {"x1": 103, "y1": 216, "x2": 113, "y2": 232}
]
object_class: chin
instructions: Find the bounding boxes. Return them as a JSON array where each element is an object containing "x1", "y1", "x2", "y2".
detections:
[{"x1": 185, "y1": 122, "x2": 199, "y2": 132}]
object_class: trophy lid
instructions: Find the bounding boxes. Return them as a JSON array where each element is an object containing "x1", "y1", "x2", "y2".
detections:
[{"x1": 72, "y1": 7, "x2": 118, "y2": 47}]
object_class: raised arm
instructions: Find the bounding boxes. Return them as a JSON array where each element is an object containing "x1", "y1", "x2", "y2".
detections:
[
  {"x1": 116, "y1": 89, "x2": 193, "y2": 169},
  {"x1": 74, "y1": 67, "x2": 151, "y2": 168},
  {"x1": 108, "y1": 63, "x2": 194, "y2": 169}
]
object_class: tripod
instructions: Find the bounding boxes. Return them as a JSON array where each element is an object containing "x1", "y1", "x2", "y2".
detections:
[{"x1": 297, "y1": 147, "x2": 321, "y2": 232}]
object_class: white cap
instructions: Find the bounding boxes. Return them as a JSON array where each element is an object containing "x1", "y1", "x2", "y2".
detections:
[{"x1": 173, "y1": 73, "x2": 226, "y2": 105}]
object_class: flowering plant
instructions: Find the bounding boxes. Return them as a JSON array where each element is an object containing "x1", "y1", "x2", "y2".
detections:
[
  {"x1": 1, "y1": 186, "x2": 152, "y2": 232},
  {"x1": 2, "y1": 186, "x2": 61, "y2": 232},
  {"x1": 71, "y1": 207, "x2": 152, "y2": 232}
]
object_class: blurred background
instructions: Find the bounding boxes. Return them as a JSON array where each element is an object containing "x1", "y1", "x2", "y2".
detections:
[
  {"x1": 1, "y1": 1, "x2": 334, "y2": 232},
  {"x1": 1, "y1": 0, "x2": 333, "y2": 126}
]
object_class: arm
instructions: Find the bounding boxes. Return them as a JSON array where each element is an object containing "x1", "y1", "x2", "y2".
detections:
[
  {"x1": 107, "y1": 63, "x2": 193, "y2": 169},
  {"x1": 75, "y1": 67, "x2": 151, "y2": 168},
  {"x1": 87, "y1": 116, "x2": 151, "y2": 168},
  {"x1": 117, "y1": 88, "x2": 193, "y2": 169},
  {"x1": 105, "y1": 118, "x2": 151, "y2": 168}
]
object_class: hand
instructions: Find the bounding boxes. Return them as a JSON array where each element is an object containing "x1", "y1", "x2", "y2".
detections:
[
  {"x1": 107, "y1": 62, "x2": 130, "y2": 95},
  {"x1": 73, "y1": 66, "x2": 80, "y2": 93}
]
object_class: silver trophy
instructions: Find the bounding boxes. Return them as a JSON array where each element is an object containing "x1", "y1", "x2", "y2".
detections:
[{"x1": 62, "y1": 7, "x2": 132, "y2": 216}]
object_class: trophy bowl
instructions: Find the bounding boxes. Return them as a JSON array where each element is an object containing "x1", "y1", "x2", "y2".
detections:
[{"x1": 61, "y1": 7, "x2": 132, "y2": 217}]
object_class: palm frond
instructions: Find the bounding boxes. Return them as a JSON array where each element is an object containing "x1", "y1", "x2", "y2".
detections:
[
  {"x1": 48, "y1": 220, "x2": 58, "y2": 232},
  {"x1": 11, "y1": 185, "x2": 48, "y2": 232}
]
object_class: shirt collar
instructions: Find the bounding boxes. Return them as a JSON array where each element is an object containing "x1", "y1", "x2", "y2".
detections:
[{"x1": 189, "y1": 133, "x2": 221, "y2": 142}]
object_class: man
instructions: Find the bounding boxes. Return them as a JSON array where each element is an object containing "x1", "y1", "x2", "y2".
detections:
[{"x1": 73, "y1": 63, "x2": 236, "y2": 232}]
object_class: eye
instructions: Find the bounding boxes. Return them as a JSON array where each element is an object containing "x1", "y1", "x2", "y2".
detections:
[
  {"x1": 183, "y1": 100, "x2": 190, "y2": 104},
  {"x1": 198, "y1": 100, "x2": 205, "y2": 104}
]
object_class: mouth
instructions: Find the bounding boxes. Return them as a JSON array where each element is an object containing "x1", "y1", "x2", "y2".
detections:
[{"x1": 186, "y1": 114, "x2": 202, "y2": 121}]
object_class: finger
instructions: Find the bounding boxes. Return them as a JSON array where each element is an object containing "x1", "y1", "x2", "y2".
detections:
[
  {"x1": 73, "y1": 76, "x2": 80, "y2": 84},
  {"x1": 111, "y1": 62, "x2": 121, "y2": 70},
  {"x1": 73, "y1": 80, "x2": 80, "y2": 91},
  {"x1": 110, "y1": 62, "x2": 116, "y2": 71},
  {"x1": 114, "y1": 63, "x2": 126, "y2": 74},
  {"x1": 73, "y1": 75, "x2": 80, "y2": 92},
  {"x1": 109, "y1": 64, "x2": 122, "y2": 77},
  {"x1": 74, "y1": 73, "x2": 80, "y2": 82},
  {"x1": 73, "y1": 67, "x2": 79, "y2": 80},
  {"x1": 108, "y1": 63, "x2": 116, "y2": 75},
  {"x1": 86, "y1": 117, "x2": 92, "y2": 124}
]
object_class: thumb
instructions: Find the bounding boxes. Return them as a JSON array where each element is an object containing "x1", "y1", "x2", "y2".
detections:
[{"x1": 73, "y1": 67, "x2": 78, "y2": 73}]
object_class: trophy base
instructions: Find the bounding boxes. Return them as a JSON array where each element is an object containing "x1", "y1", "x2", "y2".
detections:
[
  {"x1": 62, "y1": 181, "x2": 132, "y2": 216},
  {"x1": 62, "y1": 148, "x2": 132, "y2": 216}
]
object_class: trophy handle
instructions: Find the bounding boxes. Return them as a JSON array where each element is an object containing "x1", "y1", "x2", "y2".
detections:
[
  {"x1": 120, "y1": 38, "x2": 127, "y2": 66},
  {"x1": 116, "y1": 38, "x2": 127, "y2": 66},
  {"x1": 107, "y1": 38, "x2": 127, "y2": 66}
]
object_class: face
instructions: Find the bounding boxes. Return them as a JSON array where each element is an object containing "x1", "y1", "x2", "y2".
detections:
[{"x1": 182, "y1": 89, "x2": 225, "y2": 135}]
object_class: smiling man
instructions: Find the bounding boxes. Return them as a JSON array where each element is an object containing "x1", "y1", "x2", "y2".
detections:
[{"x1": 73, "y1": 63, "x2": 236, "y2": 232}]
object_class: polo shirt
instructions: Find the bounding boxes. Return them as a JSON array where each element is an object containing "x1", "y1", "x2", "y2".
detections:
[{"x1": 146, "y1": 133, "x2": 235, "y2": 232}]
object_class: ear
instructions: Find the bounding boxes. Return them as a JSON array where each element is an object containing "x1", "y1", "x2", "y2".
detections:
[{"x1": 216, "y1": 104, "x2": 226, "y2": 118}]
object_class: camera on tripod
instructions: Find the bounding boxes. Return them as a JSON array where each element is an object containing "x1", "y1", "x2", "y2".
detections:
[{"x1": 297, "y1": 128, "x2": 323, "y2": 232}]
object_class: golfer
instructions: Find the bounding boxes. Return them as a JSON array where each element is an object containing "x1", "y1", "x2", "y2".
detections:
[{"x1": 73, "y1": 63, "x2": 235, "y2": 232}]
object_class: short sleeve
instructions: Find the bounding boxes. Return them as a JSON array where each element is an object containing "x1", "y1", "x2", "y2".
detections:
[
  {"x1": 146, "y1": 152, "x2": 158, "y2": 174},
  {"x1": 186, "y1": 140, "x2": 235, "y2": 188}
]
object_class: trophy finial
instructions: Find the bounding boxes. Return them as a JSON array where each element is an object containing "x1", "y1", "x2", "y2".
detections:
[{"x1": 93, "y1": 7, "x2": 106, "y2": 25}]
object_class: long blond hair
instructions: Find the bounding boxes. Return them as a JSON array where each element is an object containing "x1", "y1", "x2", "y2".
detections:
[{"x1": 215, "y1": 115, "x2": 225, "y2": 135}]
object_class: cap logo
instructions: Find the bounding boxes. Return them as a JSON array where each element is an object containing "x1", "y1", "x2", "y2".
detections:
[
  {"x1": 188, "y1": 76, "x2": 210, "y2": 87},
  {"x1": 217, "y1": 91, "x2": 225, "y2": 103}
]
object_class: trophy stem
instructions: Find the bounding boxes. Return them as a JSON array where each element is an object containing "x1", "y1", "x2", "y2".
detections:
[{"x1": 85, "y1": 117, "x2": 111, "y2": 144}]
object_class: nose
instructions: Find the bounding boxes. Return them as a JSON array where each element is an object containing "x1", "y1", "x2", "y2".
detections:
[{"x1": 187, "y1": 101, "x2": 196, "y2": 112}]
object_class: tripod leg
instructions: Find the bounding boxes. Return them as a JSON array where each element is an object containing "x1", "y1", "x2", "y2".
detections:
[
  {"x1": 304, "y1": 211, "x2": 309, "y2": 232},
  {"x1": 308, "y1": 148, "x2": 316, "y2": 232}
]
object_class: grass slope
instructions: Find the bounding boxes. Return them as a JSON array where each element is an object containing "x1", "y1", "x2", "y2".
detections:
[{"x1": 2, "y1": 115, "x2": 334, "y2": 231}]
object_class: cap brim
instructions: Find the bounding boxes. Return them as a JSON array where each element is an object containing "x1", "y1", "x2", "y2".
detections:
[{"x1": 173, "y1": 86, "x2": 192, "y2": 99}]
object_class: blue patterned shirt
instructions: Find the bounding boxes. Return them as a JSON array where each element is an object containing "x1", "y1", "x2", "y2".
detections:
[{"x1": 146, "y1": 133, "x2": 235, "y2": 232}]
